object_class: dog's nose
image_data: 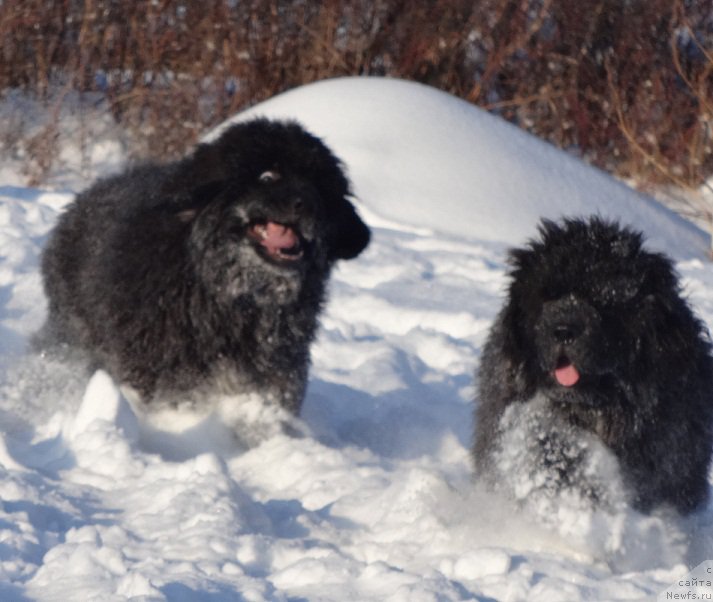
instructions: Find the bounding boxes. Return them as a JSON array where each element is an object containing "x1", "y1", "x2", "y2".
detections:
[
  {"x1": 282, "y1": 191, "x2": 315, "y2": 217},
  {"x1": 553, "y1": 323, "x2": 582, "y2": 345},
  {"x1": 291, "y1": 197, "x2": 304, "y2": 213}
]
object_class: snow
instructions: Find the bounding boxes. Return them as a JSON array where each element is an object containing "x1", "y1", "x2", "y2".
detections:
[
  {"x1": 215, "y1": 77, "x2": 709, "y2": 258},
  {"x1": 1, "y1": 76, "x2": 713, "y2": 600}
]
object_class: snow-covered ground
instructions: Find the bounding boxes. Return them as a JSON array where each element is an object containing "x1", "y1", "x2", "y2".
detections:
[{"x1": 2, "y1": 77, "x2": 713, "y2": 601}]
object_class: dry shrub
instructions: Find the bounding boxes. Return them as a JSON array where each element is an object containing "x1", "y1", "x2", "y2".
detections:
[{"x1": 0, "y1": 0, "x2": 711, "y2": 219}]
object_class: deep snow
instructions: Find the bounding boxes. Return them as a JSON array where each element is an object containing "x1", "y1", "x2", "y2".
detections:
[{"x1": 1, "y1": 77, "x2": 713, "y2": 601}]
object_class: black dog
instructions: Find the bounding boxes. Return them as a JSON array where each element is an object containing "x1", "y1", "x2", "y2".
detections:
[
  {"x1": 38, "y1": 118, "x2": 370, "y2": 413},
  {"x1": 474, "y1": 217, "x2": 713, "y2": 514}
]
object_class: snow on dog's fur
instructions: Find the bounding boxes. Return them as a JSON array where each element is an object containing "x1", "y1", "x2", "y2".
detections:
[
  {"x1": 37, "y1": 118, "x2": 370, "y2": 413},
  {"x1": 474, "y1": 217, "x2": 713, "y2": 514}
]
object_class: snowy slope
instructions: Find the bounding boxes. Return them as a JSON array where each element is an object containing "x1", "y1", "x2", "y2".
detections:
[
  {"x1": 215, "y1": 77, "x2": 709, "y2": 259},
  {"x1": 1, "y1": 77, "x2": 713, "y2": 601}
]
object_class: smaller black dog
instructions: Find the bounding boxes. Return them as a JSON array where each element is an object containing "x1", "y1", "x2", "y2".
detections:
[
  {"x1": 474, "y1": 217, "x2": 713, "y2": 514},
  {"x1": 38, "y1": 118, "x2": 370, "y2": 414}
]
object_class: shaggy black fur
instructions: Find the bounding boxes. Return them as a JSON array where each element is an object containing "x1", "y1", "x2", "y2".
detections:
[
  {"x1": 474, "y1": 216, "x2": 713, "y2": 514},
  {"x1": 37, "y1": 118, "x2": 370, "y2": 413}
]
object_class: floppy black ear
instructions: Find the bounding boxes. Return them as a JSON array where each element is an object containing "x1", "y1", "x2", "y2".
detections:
[
  {"x1": 328, "y1": 201, "x2": 371, "y2": 260},
  {"x1": 174, "y1": 180, "x2": 227, "y2": 223},
  {"x1": 186, "y1": 139, "x2": 230, "y2": 183},
  {"x1": 637, "y1": 274, "x2": 707, "y2": 368},
  {"x1": 500, "y1": 304, "x2": 537, "y2": 389}
]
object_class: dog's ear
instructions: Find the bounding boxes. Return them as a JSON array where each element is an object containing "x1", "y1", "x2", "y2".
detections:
[
  {"x1": 636, "y1": 253, "x2": 707, "y2": 364},
  {"x1": 327, "y1": 200, "x2": 371, "y2": 260},
  {"x1": 497, "y1": 292, "x2": 539, "y2": 398},
  {"x1": 478, "y1": 305, "x2": 536, "y2": 406},
  {"x1": 188, "y1": 140, "x2": 229, "y2": 184},
  {"x1": 174, "y1": 180, "x2": 227, "y2": 223},
  {"x1": 161, "y1": 139, "x2": 230, "y2": 223}
]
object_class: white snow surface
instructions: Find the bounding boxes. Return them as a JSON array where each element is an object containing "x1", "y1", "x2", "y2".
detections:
[
  {"x1": 1, "y1": 76, "x2": 713, "y2": 601},
  {"x1": 216, "y1": 77, "x2": 709, "y2": 259}
]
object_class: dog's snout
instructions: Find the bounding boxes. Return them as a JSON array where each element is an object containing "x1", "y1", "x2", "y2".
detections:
[
  {"x1": 280, "y1": 188, "x2": 315, "y2": 219},
  {"x1": 291, "y1": 196, "x2": 305, "y2": 214},
  {"x1": 538, "y1": 295, "x2": 600, "y2": 350}
]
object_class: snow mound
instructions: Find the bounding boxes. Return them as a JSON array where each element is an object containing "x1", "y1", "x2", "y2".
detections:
[{"x1": 217, "y1": 77, "x2": 709, "y2": 258}]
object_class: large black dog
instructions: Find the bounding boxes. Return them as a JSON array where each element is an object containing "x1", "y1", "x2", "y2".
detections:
[
  {"x1": 474, "y1": 217, "x2": 713, "y2": 514},
  {"x1": 38, "y1": 118, "x2": 370, "y2": 413}
]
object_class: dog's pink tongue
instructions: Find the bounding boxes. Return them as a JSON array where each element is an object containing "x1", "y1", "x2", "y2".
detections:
[
  {"x1": 555, "y1": 363, "x2": 580, "y2": 387},
  {"x1": 260, "y1": 222, "x2": 298, "y2": 252}
]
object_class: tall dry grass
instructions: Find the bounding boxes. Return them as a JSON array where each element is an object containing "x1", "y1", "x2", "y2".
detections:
[{"x1": 0, "y1": 0, "x2": 711, "y2": 216}]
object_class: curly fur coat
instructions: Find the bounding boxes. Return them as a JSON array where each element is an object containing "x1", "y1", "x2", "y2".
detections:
[
  {"x1": 38, "y1": 118, "x2": 370, "y2": 413},
  {"x1": 474, "y1": 217, "x2": 713, "y2": 514}
]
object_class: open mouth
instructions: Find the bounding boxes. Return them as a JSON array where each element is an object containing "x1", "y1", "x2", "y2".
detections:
[
  {"x1": 247, "y1": 220, "x2": 305, "y2": 263},
  {"x1": 553, "y1": 356, "x2": 581, "y2": 387}
]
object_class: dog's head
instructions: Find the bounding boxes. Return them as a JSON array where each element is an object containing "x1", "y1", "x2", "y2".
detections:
[
  {"x1": 499, "y1": 217, "x2": 694, "y2": 406},
  {"x1": 168, "y1": 119, "x2": 370, "y2": 304}
]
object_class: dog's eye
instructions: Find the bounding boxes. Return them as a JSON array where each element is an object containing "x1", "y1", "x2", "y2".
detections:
[
  {"x1": 596, "y1": 277, "x2": 640, "y2": 306},
  {"x1": 259, "y1": 170, "x2": 280, "y2": 183}
]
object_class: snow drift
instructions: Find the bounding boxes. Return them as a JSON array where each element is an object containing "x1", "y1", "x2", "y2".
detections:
[{"x1": 218, "y1": 77, "x2": 709, "y2": 258}]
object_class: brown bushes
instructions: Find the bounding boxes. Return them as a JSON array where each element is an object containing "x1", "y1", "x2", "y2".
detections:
[{"x1": 0, "y1": 0, "x2": 711, "y2": 200}]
